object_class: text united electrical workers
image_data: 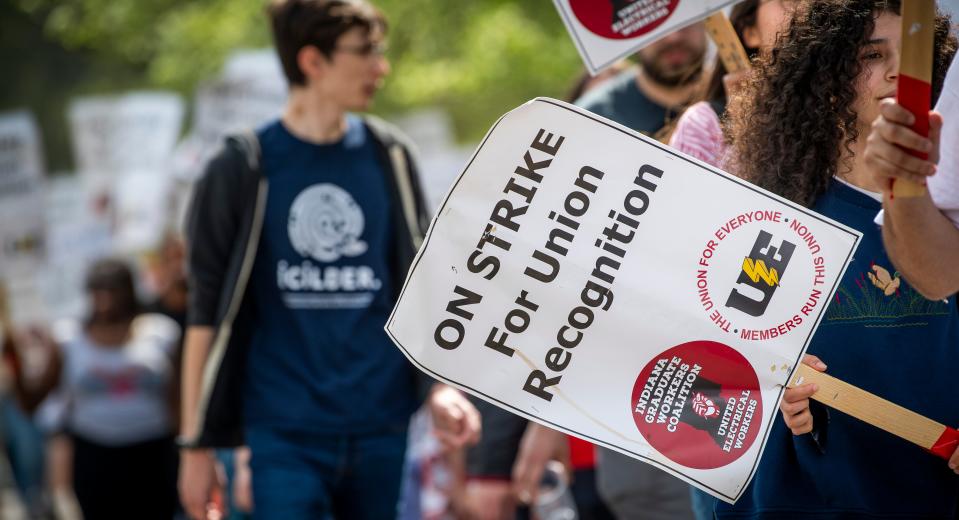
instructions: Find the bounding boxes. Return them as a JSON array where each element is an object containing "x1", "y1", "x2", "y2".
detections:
[{"x1": 431, "y1": 128, "x2": 663, "y2": 403}]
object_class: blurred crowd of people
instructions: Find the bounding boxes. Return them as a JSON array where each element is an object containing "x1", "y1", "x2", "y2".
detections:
[{"x1": 3, "y1": 0, "x2": 959, "y2": 519}]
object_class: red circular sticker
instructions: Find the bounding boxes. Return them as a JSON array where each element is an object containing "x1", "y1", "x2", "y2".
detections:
[
  {"x1": 569, "y1": 0, "x2": 680, "y2": 40},
  {"x1": 630, "y1": 340, "x2": 762, "y2": 469}
]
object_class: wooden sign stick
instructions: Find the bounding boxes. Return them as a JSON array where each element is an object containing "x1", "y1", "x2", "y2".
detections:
[
  {"x1": 790, "y1": 364, "x2": 959, "y2": 459},
  {"x1": 0, "y1": 281, "x2": 11, "y2": 333},
  {"x1": 891, "y1": 0, "x2": 935, "y2": 198},
  {"x1": 704, "y1": 12, "x2": 751, "y2": 74}
]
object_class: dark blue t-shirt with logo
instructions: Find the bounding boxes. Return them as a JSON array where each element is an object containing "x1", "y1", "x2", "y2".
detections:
[{"x1": 243, "y1": 115, "x2": 416, "y2": 434}]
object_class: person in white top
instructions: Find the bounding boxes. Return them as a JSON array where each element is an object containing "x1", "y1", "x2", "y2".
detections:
[
  {"x1": 864, "y1": 56, "x2": 959, "y2": 301},
  {"x1": 23, "y1": 259, "x2": 181, "y2": 520}
]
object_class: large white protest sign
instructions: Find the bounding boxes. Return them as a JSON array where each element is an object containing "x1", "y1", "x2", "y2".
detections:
[
  {"x1": 387, "y1": 99, "x2": 861, "y2": 502},
  {"x1": 554, "y1": 0, "x2": 739, "y2": 73},
  {"x1": 0, "y1": 111, "x2": 46, "y2": 277}
]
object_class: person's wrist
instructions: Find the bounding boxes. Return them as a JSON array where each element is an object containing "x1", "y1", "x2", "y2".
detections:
[
  {"x1": 180, "y1": 449, "x2": 214, "y2": 463},
  {"x1": 176, "y1": 435, "x2": 210, "y2": 452}
]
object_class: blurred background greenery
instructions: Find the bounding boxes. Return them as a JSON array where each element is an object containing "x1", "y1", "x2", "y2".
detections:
[{"x1": 2, "y1": 0, "x2": 587, "y2": 171}]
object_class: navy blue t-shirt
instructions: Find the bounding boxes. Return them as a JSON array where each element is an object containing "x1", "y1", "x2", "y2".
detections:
[
  {"x1": 575, "y1": 67, "x2": 675, "y2": 136},
  {"x1": 243, "y1": 116, "x2": 417, "y2": 434},
  {"x1": 717, "y1": 180, "x2": 959, "y2": 519}
]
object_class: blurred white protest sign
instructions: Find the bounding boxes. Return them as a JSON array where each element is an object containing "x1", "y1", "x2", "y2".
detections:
[
  {"x1": 39, "y1": 176, "x2": 114, "y2": 321},
  {"x1": 112, "y1": 171, "x2": 174, "y2": 254},
  {"x1": 173, "y1": 50, "x2": 287, "y2": 182},
  {"x1": 67, "y1": 91, "x2": 185, "y2": 255},
  {"x1": 169, "y1": 50, "x2": 287, "y2": 238},
  {"x1": 67, "y1": 91, "x2": 184, "y2": 254},
  {"x1": 387, "y1": 99, "x2": 860, "y2": 502},
  {"x1": 196, "y1": 50, "x2": 287, "y2": 143},
  {"x1": 553, "y1": 0, "x2": 738, "y2": 73},
  {"x1": 0, "y1": 111, "x2": 46, "y2": 278},
  {"x1": 68, "y1": 91, "x2": 184, "y2": 176}
]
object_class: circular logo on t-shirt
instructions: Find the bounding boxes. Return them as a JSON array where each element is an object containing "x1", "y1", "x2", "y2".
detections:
[
  {"x1": 630, "y1": 340, "x2": 762, "y2": 469},
  {"x1": 288, "y1": 183, "x2": 368, "y2": 262},
  {"x1": 569, "y1": 0, "x2": 680, "y2": 40}
]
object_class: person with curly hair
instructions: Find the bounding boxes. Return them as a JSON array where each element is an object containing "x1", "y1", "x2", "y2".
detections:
[
  {"x1": 668, "y1": 0, "x2": 798, "y2": 169},
  {"x1": 714, "y1": 0, "x2": 959, "y2": 517}
]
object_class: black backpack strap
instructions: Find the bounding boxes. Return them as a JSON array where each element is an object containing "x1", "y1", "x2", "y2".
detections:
[
  {"x1": 362, "y1": 115, "x2": 429, "y2": 238},
  {"x1": 229, "y1": 130, "x2": 261, "y2": 174}
]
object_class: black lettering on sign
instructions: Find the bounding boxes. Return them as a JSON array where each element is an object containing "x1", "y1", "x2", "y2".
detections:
[
  {"x1": 725, "y1": 231, "x2": 796, "y2": 317},
  {"x1": 485, "y1": 291, "x2": 539, "y2": 358},
  {"x1": 434, "y1": 285, "x2": 483, "y2": 350}
]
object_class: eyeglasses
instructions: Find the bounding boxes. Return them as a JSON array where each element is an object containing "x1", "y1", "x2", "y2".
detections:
[{"x1": 334, "y1": 41, "x2": 388, "y2": 58}]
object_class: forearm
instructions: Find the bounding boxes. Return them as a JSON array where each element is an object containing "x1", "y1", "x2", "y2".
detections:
[
  {"x1": 16, "y1": 373, "x2": 56, "y2": 415},
  {"x1": 168, "y1": 346, "x2": 183, "y2": 432},
  {"x1": 180, "y1": 325, "x2": 214, "y2": 440},
  {"x1": 13, "y1": 338, "x2": 61, "y2": 414},
  {"x1": 883, "y1": 193, "x2": 959, "y2": 300}
]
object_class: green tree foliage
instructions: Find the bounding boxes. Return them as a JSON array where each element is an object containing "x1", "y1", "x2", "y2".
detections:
[{"x1": 10, "y1": 0, "x2": 586, "y2": 143}]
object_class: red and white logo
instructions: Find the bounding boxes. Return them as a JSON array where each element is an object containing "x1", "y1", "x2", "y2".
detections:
[
  {"x1": 631, "y1": 341, "x2": 763, "y2": 469},
  {"x1": 568, "y1": 0, "x2": 680, "y2": 40},
  {"x1": 692, "y1": 392, "x2": 719, "y2": 419}
]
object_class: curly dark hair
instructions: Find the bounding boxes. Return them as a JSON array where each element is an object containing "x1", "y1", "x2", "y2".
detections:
[{"x1": 726, "y1": 0, "x2": 957, "y2": 207}]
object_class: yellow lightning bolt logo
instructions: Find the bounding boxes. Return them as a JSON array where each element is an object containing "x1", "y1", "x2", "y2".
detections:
[{"x1": 741, "y1": 258, "x2": 780, "y2": 286}]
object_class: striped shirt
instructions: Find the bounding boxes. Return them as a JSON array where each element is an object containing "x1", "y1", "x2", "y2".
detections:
[{"x1": 668, "y1": 101, "x2": 726, "y2": 169}]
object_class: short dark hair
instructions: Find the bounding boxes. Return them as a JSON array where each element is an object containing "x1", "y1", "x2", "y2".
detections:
[
  {"x1": 268, "y1": 0, "x2": 387, "y2": 86},
  {"x1": 85, "y1": 258, "x2": 142, "y2": 320}
]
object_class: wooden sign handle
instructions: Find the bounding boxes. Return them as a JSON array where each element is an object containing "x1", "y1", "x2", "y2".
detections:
[
  {"x1": 790, "y1": 364, "x2": 959, "y2": 459},
  {"x1": 0, "y1": 280, "x2": 11, "y2": 332},
  {"x1": 704, "y1": 12, "x2": 751, "y2": 74},
  {"x1": 891, "y1": 0, "x2": 935, "y2": 198}
]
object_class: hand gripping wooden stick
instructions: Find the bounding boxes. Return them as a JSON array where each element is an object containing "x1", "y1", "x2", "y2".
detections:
[
  {"x1": 704, "y1": 12, "x2": 751, "y2": 74},
  {"x1": 891, "y1": 0, "x2": 935, "y2": 198},
  {"x1": 790, "y1": 364, "x2": 959, "y2": 459}
]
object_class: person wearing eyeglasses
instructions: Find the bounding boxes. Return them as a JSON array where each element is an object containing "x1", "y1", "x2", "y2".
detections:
[{"x1": 177, "y1": 1, "x2": 480, "y2": 518}]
